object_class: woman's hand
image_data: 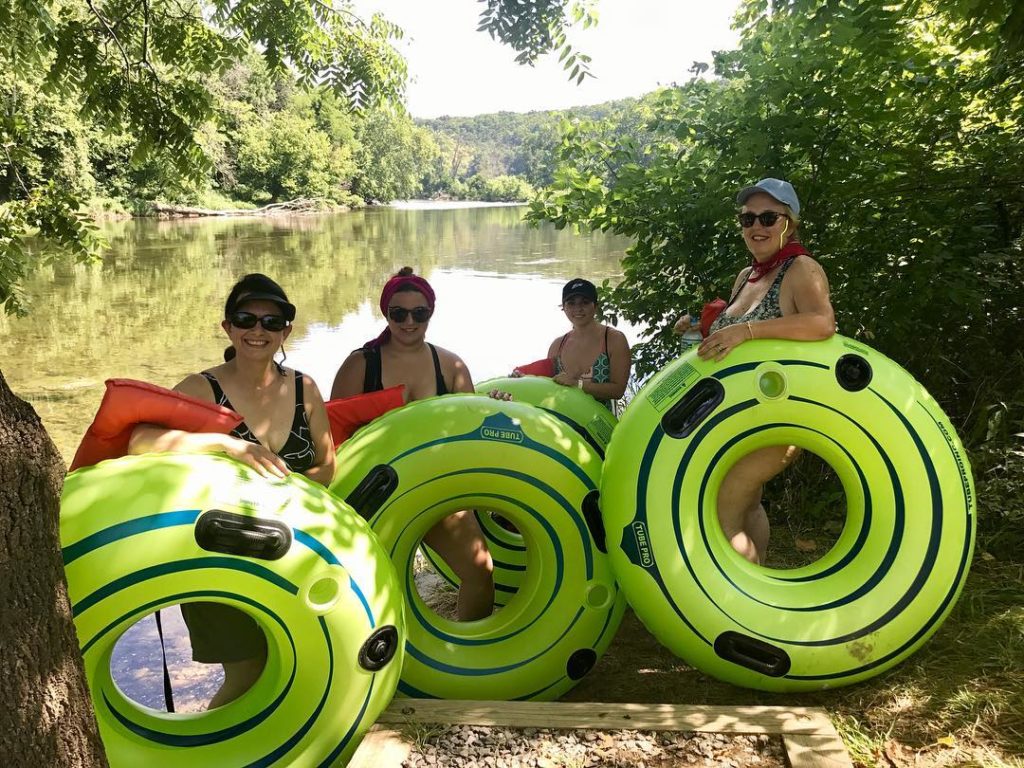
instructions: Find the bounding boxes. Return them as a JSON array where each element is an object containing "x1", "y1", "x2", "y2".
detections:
[
  {"x1": 672, "y1": 313, "x2": 694, "y2": 335},
  {"x1": 552, "y1": 371, "x2": 580, "y2": 387},
  {"x1": 698, "y1": 323, "x2": 752, "y2": 362},
  {"x1": 487, "y1": 389, "x2": 513, "y2": 401},
  {"x1": 223, "y1": 437, "x2": 290, "y2": 479}
]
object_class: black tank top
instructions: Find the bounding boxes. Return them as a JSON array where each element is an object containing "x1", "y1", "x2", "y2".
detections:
[
  {"x1": 361, "y1": 343, "x2": 449, "y2": 396},
  {"x1": 201, "y1": 370, "x2": 316, "y2": 473}
]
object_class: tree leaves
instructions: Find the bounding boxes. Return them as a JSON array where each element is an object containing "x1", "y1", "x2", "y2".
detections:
[
  {"x1": 530, "y1": 0, "x2": 1024, "y2": 434},
  {"x1": 476, "y1": 0, "x2": 597, "y2": 82}
]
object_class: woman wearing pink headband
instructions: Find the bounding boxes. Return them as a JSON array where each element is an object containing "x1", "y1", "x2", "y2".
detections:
[{"x1": 331, "y1": 267, "x2": 494, "y2": 620}]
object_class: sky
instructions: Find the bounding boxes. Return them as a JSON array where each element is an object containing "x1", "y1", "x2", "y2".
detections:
[{"x1": 350, "y1": 1, "x2": 743, "y2": 118}]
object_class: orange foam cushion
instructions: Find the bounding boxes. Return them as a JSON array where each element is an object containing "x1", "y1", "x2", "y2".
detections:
[
  {"x1": 325, "y1": 385, "x2": 406, "y2": 446},
  {"x1": 69, "y1": 379, "x2": 243, "y2": 472}
]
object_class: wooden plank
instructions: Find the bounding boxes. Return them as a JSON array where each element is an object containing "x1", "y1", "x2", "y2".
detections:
[
  {"x1": 783, "y1": 734, "x2": 855, "y2": 768},
  {"x1": 378, "y1": 699, "x2": 834, "y2": 735},
  {"x1": 347, "y1": 726, "x2": 412, "y2": 768}
]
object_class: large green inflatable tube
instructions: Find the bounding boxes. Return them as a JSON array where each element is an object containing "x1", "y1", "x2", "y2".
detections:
[
  {"x1": 415, "y1": 376, "x2": 619, "y2": 606},
  {"x1": 329, "y1": 394, "x2": 625, "y2": 701},
  {"x1": 61, "y1": 453, "x2": 405, "y2": 767},
  {"x1": 601, "y1": 335, "x2": 975, "y2": 692}
]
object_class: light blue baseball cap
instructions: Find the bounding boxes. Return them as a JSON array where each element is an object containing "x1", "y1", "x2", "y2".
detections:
[{"x1": 736, "y1": 178, "x2": 800, "y2": 216}]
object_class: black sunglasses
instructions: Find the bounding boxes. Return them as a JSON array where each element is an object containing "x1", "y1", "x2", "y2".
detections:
[
  {"x1": 738, "y1": 211, "x2": 789, "y2": 228},
  {"x1": 388, "y1": 306, "x2": 433, "y2": 323},
  {"x1": 229, "y1": 311, "x2": 289, "y2": 332}
]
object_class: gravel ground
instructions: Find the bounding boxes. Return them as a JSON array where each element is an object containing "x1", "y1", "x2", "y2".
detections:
[{"x1": 401, "y1": 725, "x2": 787, "y2": 768}]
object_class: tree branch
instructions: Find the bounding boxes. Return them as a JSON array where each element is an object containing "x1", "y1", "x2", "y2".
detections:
[{"x1": 86, "y1": 0, "x2": 134, "y2": 83}]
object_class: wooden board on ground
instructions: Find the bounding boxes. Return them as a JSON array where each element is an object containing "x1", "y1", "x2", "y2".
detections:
[
  {"x1": 347, "y1": 727, "x2": 412, "y2": 768},
  {"x1": 348, "y1": 699, "x2": 853, "y2": 767}
]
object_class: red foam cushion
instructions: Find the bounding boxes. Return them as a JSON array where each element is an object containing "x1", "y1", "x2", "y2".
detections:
[
  {"x1": 700, "y1": 298, "x2": 728, "y2": 338},
  {"x1": 69, "y1": 379, "x2": 243, "y2": 472},
  {"x1": 512, "y1": 358, "x2": 556, "y2": 377},
  {"x1": 326, "y1": 385, "x2": 406, "y2": 446}
]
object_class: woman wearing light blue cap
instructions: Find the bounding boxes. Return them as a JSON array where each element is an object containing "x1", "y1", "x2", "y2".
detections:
[{"x1": 674, "y1": 178, "x2": 835, "y2": 564}]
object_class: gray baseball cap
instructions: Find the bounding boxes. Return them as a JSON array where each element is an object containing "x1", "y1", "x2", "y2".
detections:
[{"x1": 736, "y1": 178, "x2": 800, "y2": 216}]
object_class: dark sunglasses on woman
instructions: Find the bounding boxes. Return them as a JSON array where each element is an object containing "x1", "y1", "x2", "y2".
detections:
[
  {"x1": 738, "y1": 211, "x2": 789, "y2": 228},
  {"x1": 388, "y1": 306, "x2": 433, "y2": 323},
  {"x1": 229, "y1": 311, "x2": 290, "y2": 332}
]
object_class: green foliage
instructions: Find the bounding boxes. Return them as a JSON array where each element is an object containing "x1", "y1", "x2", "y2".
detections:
[
  {"x1": 351, "y1": 108, "x2": 440, "y2": 203},
  {"x1": 420, "y1": 100, "x2": 632, "y2": 182},
  {"x1": 530, "y1": 1, "x2": 1024, "y2": 467},
  {"x1": 0, "y1": 182, "x2": 100, "y2": 315},
  {"x1": 476, "y1": 0, "x2": 598, "y2": 83},
  {"x1": 233, "y1": 109, "x2": 357, "y2": 203}
]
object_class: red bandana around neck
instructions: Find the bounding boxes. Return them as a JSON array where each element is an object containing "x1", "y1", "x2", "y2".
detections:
[{"x1": 747, "y1": 241, "x2": 810, "y2": 283}]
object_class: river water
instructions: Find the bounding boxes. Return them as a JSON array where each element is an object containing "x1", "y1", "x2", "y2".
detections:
[
  {"x1": 3, "y1": 201, "x2": 636, "y2": 711},
  {"x1": 3, "y1": 202, "x2": 637, "y2": 462}
]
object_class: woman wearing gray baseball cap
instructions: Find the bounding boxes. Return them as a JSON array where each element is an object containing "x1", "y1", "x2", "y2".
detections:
[{"x1": 674, "y1": 178, "x2": 835, "y2": 564}]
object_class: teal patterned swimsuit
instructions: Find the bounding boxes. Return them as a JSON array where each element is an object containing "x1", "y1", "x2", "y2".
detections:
[
  {"x1": 709, "y1": 257, "x2": 797, "y2": 333},
  {"x1": 554, "y1": 326, "x2": 613, "y2": 409}
]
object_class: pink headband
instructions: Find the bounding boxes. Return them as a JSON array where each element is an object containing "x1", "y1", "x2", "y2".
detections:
[{"x1": 363, "y1": 274, "x2": 436, "y2": 348}]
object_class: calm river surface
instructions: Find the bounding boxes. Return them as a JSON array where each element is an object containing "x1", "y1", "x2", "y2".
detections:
[{"x1": 4, "y1": 202, "x2": 637, "y2": 463}]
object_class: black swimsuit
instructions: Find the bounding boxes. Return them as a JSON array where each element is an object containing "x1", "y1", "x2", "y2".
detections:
[
  {"x1": 201, "y1": 370, "x2": 316, "y2": 473},
  {"x1": 361, "y1": 343, "x2": 449, "y2": 395}
]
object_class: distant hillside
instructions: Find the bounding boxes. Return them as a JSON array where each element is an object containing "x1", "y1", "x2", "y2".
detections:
[{"x1": 417, "y1": 99, "x2": 638, "y2": 188}]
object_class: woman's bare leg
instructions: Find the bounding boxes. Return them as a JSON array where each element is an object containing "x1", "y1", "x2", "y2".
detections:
[
  {"x1": 208, "y1": 652, "x2": 267, "y2": 709},
  {"x1": 717, "y1": 445, "x2": 801, "y2": 564},
  {"x1": 424, "y1": 511, "x2": 495, "y2": 620}
]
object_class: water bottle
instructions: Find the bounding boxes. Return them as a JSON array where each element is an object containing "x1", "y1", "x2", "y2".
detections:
[{"x1": 680, "y1": 312, "x2": 703, "y2": 353}]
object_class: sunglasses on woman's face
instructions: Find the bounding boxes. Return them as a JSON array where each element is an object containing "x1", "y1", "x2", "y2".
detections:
[
  {"x1": 229, "y1": 311, "x2": 289, "y2": 332},
  {"x1": 738, "y1": 211, "x2": 789, "y2": 228},
  {"x1": 388, "y1": 306, "x2": 433, "y2": 323}
]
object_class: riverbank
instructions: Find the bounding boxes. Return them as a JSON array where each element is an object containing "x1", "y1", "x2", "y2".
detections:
[{"x1": 83, "y1": 195, "x2": 531, "y2": 221}]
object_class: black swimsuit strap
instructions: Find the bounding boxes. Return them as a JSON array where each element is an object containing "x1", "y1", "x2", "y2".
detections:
[
  {"x1": 201, "y1": 371, "x2": 227, "y2": 403},
  {"x1": 292, "y1": 369, "x2": 304, "y2": 410},
  {"x1": 362, "y1": 346, "x2": 383, "y2": 392},
  {"x1": 428, "y1": 343, "x2": 448, "y2": 396},
  {"x1": 362, "y1": 344, "x2": 447, "y2": 396}
]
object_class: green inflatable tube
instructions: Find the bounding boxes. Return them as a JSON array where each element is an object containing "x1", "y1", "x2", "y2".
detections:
[
  {"x1": 476, "y1": 375, "x2": 618, "y2": 457},
  {"x1": 61, "y1": 453, "x2": 405, "y2": 767},
  {"x1": 417, "y1": 376, "x2": 619, "y2": 606},
  {"x1": 330, "y1": 394, "x2": 625, "y2": 701},
  {"x1": 601, "y1": 335, "x2": 975, "y2": 692}
]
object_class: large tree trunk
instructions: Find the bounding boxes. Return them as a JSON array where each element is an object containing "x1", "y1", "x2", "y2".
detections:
[{"x1": 0, "y1": 370, "x2": 108, "y2": 767}]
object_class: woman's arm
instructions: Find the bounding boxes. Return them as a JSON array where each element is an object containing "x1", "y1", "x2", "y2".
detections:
[
  {"x1": 580, "y1": 328, "x2": 631, "y2": 401},
  {"x1": 449, "y1": 353, "x2": 475, "y2": 394},
  {"x1": 749, "y1": 256, "x2": 835, "y2": 341},
  {"x1": 698, "y1": 257, "x2": 834, "y2": 361},
  {"x1": 330, "y1": 351, "x2": 367, "y2": 399},
  {"x1": 301, "y1": 375, "x2": 336, "y2": 487},
  {"x1": 127, "y1": 374, "x2": 289, "y2": 478}
]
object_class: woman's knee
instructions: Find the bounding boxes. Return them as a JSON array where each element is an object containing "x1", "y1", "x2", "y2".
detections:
[
  {"x1": 461, "y1": 545, "x2": 494, "y2": 580},
  {"x1": 727, "y1": 445, "x2": 800, "y2": 485}
]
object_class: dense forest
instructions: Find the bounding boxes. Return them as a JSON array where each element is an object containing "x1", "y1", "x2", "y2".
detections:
[{"x1": 3, "y1": 51, "x2": 638, "y2": 215}]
